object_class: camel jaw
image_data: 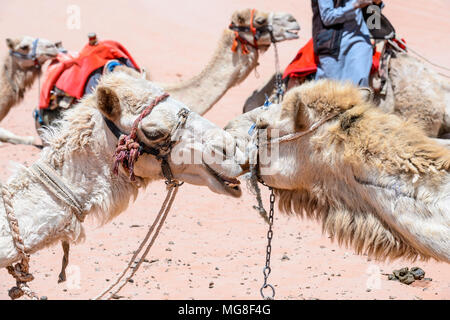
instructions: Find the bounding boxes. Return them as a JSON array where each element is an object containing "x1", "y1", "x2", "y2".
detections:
[
  {"x1": 204, "y1": 162, "x2": 242, "y2": 198},
  {"x1": 270, "y1": 12, "x2": 301, "y2": 42},
  {"x1": 284, "y1": 27, "x2": 300, "y2": 40}
]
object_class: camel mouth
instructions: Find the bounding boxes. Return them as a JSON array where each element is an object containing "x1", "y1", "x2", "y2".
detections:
[
  {"x1": 204, "y1": 162, "x2": 242, "y2": 197},
  {"x1": 285, "y1": 28, "x2": 300, "y2": 39}
]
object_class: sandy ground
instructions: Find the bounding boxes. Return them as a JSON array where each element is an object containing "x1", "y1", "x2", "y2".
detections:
[{"x1": 0, "y1": 0, "x2": 449, "y2": 300}]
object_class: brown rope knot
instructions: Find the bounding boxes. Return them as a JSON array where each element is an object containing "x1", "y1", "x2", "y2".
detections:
[
  {"x1": 113, "y1": 93, "x2": 170, "y2": 181},
  {"x1": 7, "y1": 261, "x2": 34, "y2": 283},
  {"x1": 6, "y1": 259, "x2": 38, "y2": 300}
]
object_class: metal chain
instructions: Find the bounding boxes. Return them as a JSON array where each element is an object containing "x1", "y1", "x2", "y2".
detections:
[{"x1": 260, "y1": 187, "x2": 276, "y2": 300}]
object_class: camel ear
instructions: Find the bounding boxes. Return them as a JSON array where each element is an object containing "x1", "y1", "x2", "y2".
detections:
[
  {"x1": 55, "y1": 41, "x2": 63, "y2": 48},
  {"x1": 6, "y1": 38, "x2": 16, "y2": 50},
  {"x1": 96, "y1": 86, "x2": 121, "y2": 120},
  {"x1": 280, "y1": 89, "x2": 307, "y2": 130}
]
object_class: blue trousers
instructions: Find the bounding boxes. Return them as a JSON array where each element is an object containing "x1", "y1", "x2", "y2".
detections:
[{"x1": 315, "y1": 39, "x2": 373, "y2": 87}]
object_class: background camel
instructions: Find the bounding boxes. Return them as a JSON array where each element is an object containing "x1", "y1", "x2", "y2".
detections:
[
  {"x1": 226, "y1": 80, "x2": 450, "y2": 263},
  {"x1": 160, "y1": 8, "x2": 300, "y2": 116},
  {"x1": 242, "y1": 48, "x2": 450, "y2": 139},
  {"x1": 0, "y1": 36, "x2": 60, "y2": 145},
  {"x1": 7, "y1": 9, "x2": 298, "y2": 146},
  {"x1": 376, "y1": 52, "x2": 450, "y2": 138},
  {"x1": 0, "y1": 71, "x2": 243, "y2": 270}
]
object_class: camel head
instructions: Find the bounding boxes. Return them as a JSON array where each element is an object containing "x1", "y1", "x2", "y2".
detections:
[
  {"x1": 230, "y1": 9, "x2": 300, "y2": 49},
  {"x1": 226, "y1": 79, "x2": 450, "y2": 262},
  {"x1": 6, "y1": 36, "x2": 61, "y2": 69},
  {"x1": 96, "y1": 72, "x2": 243, "y2": 197}
]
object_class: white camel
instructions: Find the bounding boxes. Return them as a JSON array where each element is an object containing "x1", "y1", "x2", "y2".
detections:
[{"x1": 0, "y1": 72, "x2": 243, "y2": 292}]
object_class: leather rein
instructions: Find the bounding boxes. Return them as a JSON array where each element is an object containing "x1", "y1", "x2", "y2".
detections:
[{"x1": 103, "y1": 92, "x2": 190, "y2": 183}]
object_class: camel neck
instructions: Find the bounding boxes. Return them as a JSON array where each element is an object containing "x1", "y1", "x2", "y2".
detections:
[
  {"x1": 161, "y1": 30, "x2": 259, "y2": 115},
  {"x1": 42, "y1": 109, "x2": 144, "y2": 223},
  {"x1": 0, "y1": 55, "x2": 39, "y2": 122}
]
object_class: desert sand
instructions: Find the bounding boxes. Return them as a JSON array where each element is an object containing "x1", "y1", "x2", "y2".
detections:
[{"x1": 0, "y1": 0, "x2": 449, "y2": 300}]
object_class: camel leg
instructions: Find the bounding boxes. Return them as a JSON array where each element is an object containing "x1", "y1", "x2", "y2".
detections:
[
  {"x1": 58, "y1": 241, "x2": 70, "y2": 283},
  {"x1": 0, "y1": 103, "x2": 13, "y2": 123},
  {"x1": 242, "y1": 73, "x2": 277, "y2": 113},
  {"x1": 0, "y1": 127, "x2": 37, "y2": 146}
]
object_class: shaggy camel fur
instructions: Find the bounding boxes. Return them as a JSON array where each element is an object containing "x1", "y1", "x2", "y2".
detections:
[
  {"x1": 0, "y1": 71, "x2": 243, "y2": 268},
  {"x1": 0, "y1": 36, "x2": 60, "y2": 145},
  {"x1": 243, "y1": 51, "x2": 450, "y2": 139},
  {"x1": 160, "y1": 9, "x2": 300, "y2": 116},
  {"x1": 226, "y1": 80, "x2": 450, "y2": 262}
]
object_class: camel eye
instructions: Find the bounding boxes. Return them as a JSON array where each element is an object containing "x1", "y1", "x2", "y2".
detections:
[
  {"x1": 19, "y1": 44, "x2": 30, "y2": 51},
  {"x1": 256, "y1": 17, "x2": 267, "y2": 25},
  {"x1": 142, "y1": 128, "x2": 169, "y2": 142}
]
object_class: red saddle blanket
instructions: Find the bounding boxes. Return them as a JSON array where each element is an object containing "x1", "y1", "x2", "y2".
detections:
[
  {"x1": 282, "y1": 38, "x2": 383, "y2": 80},
  {"x1": 39, "y1": 40, "x2": 140, "y2": 109}
]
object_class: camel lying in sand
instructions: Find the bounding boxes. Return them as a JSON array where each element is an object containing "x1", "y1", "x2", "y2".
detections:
[
  {"x1": 226, "y1": 79, "x2": 450, "y2": 262},
  {"x1": 160, "y1": 8, "x2": 300, "y2": 116},
  {"x1": 0, "y1": 71, "x2": 243, "y2": 272},
  {"x1": 0, "y1": 36, "x2": 61, "y2": 145},
  {"x1": 243, "y1": 49, "x2": 450, "y2": 139}
]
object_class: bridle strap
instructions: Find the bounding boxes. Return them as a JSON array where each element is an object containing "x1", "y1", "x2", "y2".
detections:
[
  {"x1": 249, "y1": 9, "x2": 258, "y2": 48},
  {"x1": 268, "y1": 113, "x2": 340, "y2": 144},
  {"x1": 254, "y1": 112, "x2": 340, "y2": 186}
]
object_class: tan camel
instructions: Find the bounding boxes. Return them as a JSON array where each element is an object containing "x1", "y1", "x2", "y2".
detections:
[
  {"x1": 160, "y1": 8, "x2": 300, "y2": 116},
  {"x1": 0, "y1": 71, "x2": 243, "y2": 270},
  {"x1": 242, "y1": 50, "x2": 450, "y2": 139},
  {"x1": 226, "y1": 79, "x2": 450, "y2": 262},
  {"x1": 0, "y1": 36, "x2": 61, "y2": 145}
]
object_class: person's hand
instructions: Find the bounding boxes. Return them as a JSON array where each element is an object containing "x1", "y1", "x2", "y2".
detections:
[{"x1": 353, "y1": 0, "x2": 373, "y2": 9}]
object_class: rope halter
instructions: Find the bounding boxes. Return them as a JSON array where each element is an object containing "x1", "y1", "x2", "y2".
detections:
[{"x1": 105, "y1": 92, "x2": 190, "y2": 183}]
